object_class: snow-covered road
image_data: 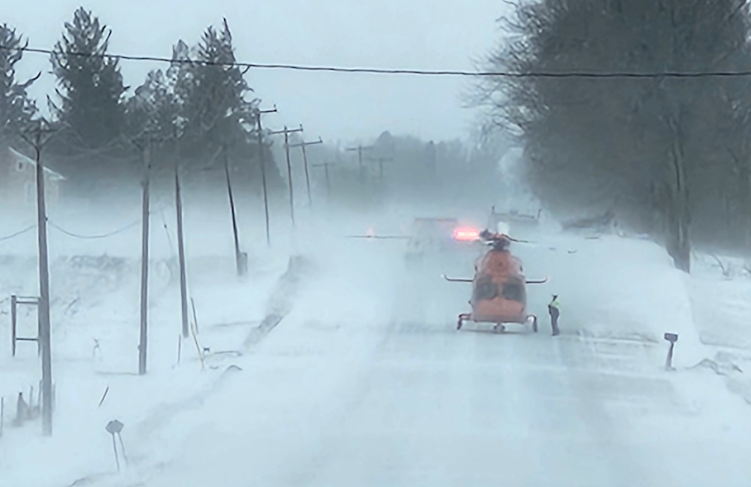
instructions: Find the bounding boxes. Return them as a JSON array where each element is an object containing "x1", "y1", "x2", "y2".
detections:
[
  {"x1": 99, "y1": 313, "x2": 751, "y2": 487},
  {"x1": 4, "y1": 222, "x2": 751, "y2": 487},
  {"x1": 82, "y1": 233, "x2": 751, "y2": 487}
]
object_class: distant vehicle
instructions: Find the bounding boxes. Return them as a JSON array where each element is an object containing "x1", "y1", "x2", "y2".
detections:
[
  {"x1": 561, "y1": 209, "x2": 615, "y2": 232},
  {"x1": 487, "y1": 206, "x2": 541, "y2": 234},
  {"x1": 404, "y1": 217, "x2": 483, "y2": 264},
  {"x1": 443, "y1": 230, "x2": 548, "y2": 333}
]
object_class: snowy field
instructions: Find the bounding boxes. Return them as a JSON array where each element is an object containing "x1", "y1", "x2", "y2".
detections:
[{"x1": 2, "y1": 204, "x2": 751, "y2": 486}]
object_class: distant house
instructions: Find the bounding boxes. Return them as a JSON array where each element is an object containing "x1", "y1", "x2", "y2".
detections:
[{"x1": 0, "y1": 146, "x2": 65, "y2": 211}]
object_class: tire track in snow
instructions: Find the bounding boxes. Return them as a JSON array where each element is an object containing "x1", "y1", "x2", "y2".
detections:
[
  {"x1": 243, "y1": 255, "x2": 317, "y2": 350},
  {"x1": 130, "y1": 257, "x2": 317, "y2": 463}
]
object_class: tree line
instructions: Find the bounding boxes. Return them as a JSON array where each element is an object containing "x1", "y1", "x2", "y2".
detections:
[
  {"x1": 2, "y1": 7, "x2": 509, "y2": 208},
  {"x1": 272, "y1": 129, "x2": 508, "y2": 211},
  {"x1": 479, "y1": 0, "x2": 751, "y2": 271},
  {"x1": 1, "y1": 7, "x2": 285, "y2": 196}
]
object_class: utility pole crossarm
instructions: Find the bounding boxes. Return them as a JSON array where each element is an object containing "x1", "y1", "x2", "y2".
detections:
[
  {"x1": 268, "y1": 125, "x2": 304, "y2": 136},
  {"x1": 256, "y1": 105, "x2": 278, "y2": 116},
  {"x1": 346, "y1": 145, "x2": 373, "y2": 152},
  {"x1": 289, "y1": 137, "x2": 323, "y2": 149}
]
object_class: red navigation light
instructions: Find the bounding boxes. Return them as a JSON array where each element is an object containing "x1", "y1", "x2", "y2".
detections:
[{"x1": 454, "y1": 227, "x2": 480, "y2": 241}]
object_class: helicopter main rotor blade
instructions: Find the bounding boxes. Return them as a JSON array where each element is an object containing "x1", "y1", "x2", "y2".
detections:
[
  {"x1": 443, "y1": 274, "x2": 473, "y2": 283},
  {"x1": 481, "y1": 232, "x2": 536, "y2": 244},
  {"x1": 525, "y1": 277, "x2": 549, "y2": 284},
  {"x1": 507, "y1": 236, "x2": 536, "y2": 244},
  {"x1": 345, "y1": 235, "x2": 411, "y2": 240}
]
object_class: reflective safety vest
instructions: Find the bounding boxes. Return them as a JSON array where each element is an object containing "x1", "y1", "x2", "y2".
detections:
[{"x1": 550, "y1": 298, "x2": 560, "y2": 309}]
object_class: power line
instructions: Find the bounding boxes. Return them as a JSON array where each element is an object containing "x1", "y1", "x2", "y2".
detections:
[
  {"x1": 0, "y1": 224, "x2": 36, "y2": 243},
  {"x1": 4, "y1": 44, "x2": 751, "y2": 78},
  {"x1": 0, "y1": 218, "x2": 151, "y2": 242},
  {"x1": 48, "y1": 219, "x2": 140, "y2": 239}
]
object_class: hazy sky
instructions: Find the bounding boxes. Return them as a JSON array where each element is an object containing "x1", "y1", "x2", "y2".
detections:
[{"x1": 6, "y1": 1, "x2": 508, "y2": 144}]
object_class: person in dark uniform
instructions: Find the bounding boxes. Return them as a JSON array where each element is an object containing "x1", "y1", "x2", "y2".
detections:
[{"x1": 548, "y1": 294, "x2": 560, "y2": 336}]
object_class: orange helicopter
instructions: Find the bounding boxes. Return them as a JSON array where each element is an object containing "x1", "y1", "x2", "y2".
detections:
[{"x1": 443, "y1": 229, "x2": 548, "y2": 333}]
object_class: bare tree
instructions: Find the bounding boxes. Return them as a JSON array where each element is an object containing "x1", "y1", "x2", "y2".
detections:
[{"x1": 478, "y1": 0, "x2": 751, "y2": 271}]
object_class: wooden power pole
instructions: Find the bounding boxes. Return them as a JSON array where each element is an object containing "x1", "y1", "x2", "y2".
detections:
[
  {"x1": 174, "y1": 158, "x2": 189, "y2": 338},
  {"x1": 223, "y1": 144, "x2": 245, "y2": 276},
  {"x1": 22, "y1": 122, "x2": 56, "y2": 436},
  {"x1": 312, "y1": 162, "x2": 335, "y2": 202},
  {"x1": 139, "y1": 141, "x2": 151, "y2": 375},
  {"x1": 366, "y1": 156, "x2": 394, "y2": 185},
  {"x1": 346, "y1": 145, "x2": 373, "y2": 183},
  {"x1": 269, "y1": 125, "x2": 304, "y2": 228},
  {"x1": 290, "y1": 137, "x2": 323, "y2": 208},
  {"x1": 254, "y1": 106, "x2": 277, "y2": 247}
]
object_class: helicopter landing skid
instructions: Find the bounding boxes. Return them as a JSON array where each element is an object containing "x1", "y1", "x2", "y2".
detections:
[
  {"x1": 457, "y1": 316, "x2": 538, "y2": 333},
  {"x1": 457, "y1": 314, "x2": 538, "y2": 333},
  {"x1": 526, "y1": 315, "x2": 539, "y2": 333},
  {"x1": 457, "y1": 313, "x2": 471, "y2": 330}
]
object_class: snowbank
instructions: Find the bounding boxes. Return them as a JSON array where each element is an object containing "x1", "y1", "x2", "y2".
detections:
[{"x1": 0, "y1": 245, "x2": 288, "y2": 486}]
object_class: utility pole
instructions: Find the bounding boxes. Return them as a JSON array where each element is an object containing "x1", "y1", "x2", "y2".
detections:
[
  {"x1": 22, "y1": 121, "x2": 56, "y2": 436},
  {"x1": 312, "y1": 162, "x2": 335, "y2": 201},
  {"x1": 290, "y1": 137, "x2": 323, "y2": 208},
  {"x1": 269, "y1": 125, "x2": 304, "y2": 228},
  {"x1": 346, "y1": 145, "x2": 373, "y2": 183},
  {"x1": 223, "y1": 144, "x2": 245, "y2": 276},
  {"x1": 254, "y1": 106, "x2": 277, "y2": 247},
  {"x1": 139, "y1": 140, "x2": 151, "y2": 375},
  {"x1": 174, "y1": 156, "x2": 189, "y2": 338},
  {"x1": 366, "y1": 156, "x2": 394, "y2": 185}
]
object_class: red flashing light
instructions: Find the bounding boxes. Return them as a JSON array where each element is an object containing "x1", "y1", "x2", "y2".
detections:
[{"x1": 454, "y1": 227, "x2": 480, "y2": 241}]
